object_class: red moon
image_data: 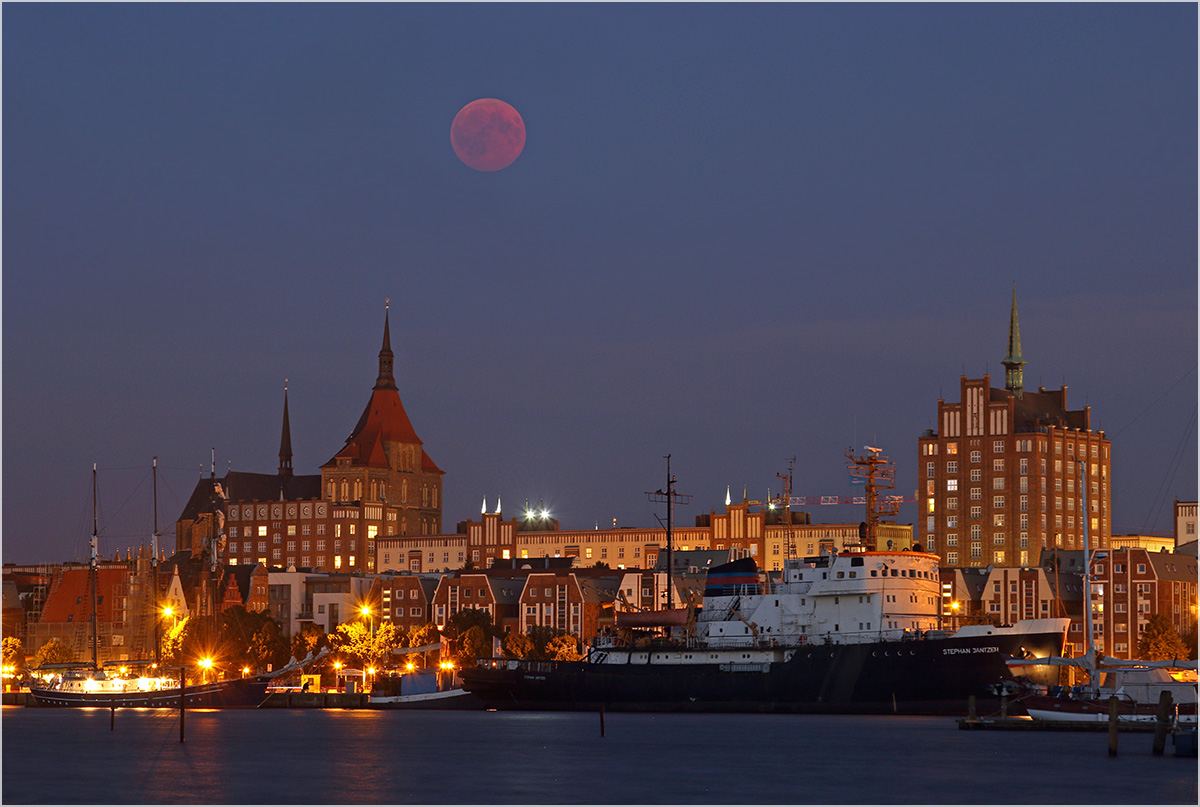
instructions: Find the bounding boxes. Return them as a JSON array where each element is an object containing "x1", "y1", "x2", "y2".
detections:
[{"x1": 450, "y1": 98, "x2": 526, "y2": 172}]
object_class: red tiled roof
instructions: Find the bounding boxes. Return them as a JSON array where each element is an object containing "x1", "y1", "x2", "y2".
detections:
[
  {"x1": 325, "y1": 387, "x2": 441, "y2": 473},
  {"x1": 39, "y1": 568, "x2": 128, "y2": 624}
]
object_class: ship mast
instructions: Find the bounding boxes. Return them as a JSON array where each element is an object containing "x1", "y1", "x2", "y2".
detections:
[
  {"x1": 90, "y1": 463, "x2": 100, "y2": 672},
  {"x1": 646, "y1": 455, "x2": 691, "y2": 613},
  {"x1": 1080, "y1": 459, "x2": 1098, "y2": 694},
  {"x1": 152, "y1": 456, "x2": 161, "y2": 667},
  {"x1": 844, "y1": 446, "x2": 900, "y2": 552}
]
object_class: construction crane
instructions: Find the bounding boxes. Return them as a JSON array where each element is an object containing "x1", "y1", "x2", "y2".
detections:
[{"x1": 735, "y1": 449, "x2": 918, "y2": 555}]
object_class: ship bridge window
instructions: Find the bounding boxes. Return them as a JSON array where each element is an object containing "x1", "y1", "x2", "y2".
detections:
[
  {"x1": 851, "y1": 557, "x2": 864, "y2": 567},
  {"x1": 871, "y1": 570, "x2": 877, "y2": 577},
  {"x1": 836, "y1": 572, "x2": 844, "y2": 579},
  {"x1": 849, "y1": 572, "x2": 856, "y2": 578},
  {"x1": 891, "y1": 570, "x2": 898, "y2": 577}
]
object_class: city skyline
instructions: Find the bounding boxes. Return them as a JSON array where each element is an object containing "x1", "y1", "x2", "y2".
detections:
[{"x1": 4, "y1": 4, "x2": 1196, "y2": 564}]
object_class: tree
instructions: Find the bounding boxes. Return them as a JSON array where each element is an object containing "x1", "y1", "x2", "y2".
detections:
[
  {"x1": 1138, "y1": 613, "x2": 1189, "y2": 660},
  {"x1": 501, "y1": 632, "x2": 533, "y2": 659},
  {"x1": 370, "y1": 622, "x2": 407, "y2": 668},
  {"x1": 448, "y1": 608, "x2": 495, "y2": 637},
  {"x1": 33, "y1": 638, "x2": 75, "y2": 667},
  {"x1": 1180, "y1": 620, "x2": 1198, "y2": 660},
  {"x1": 251, "y1": 622, "x2": 290, "y2": 672},
  {"x1": 330, "y1": 621, "x2": 376, "y2": 667},
  {"x1": 460, "y1": 625, "x2": 492, "y2": 663},
  {"x1": 3, "y1": 637, "x2": 26, "y2": 676},
  {"x1": 545, "y1": 634, "x2": 583, "y2": 661},
  {"x1": 160, "y1": 617, "x2": 201, "y2": 666},
  {"x1": 290, "y1": 623, "x2": 327, "y2": 661},
  {"x1": 410, "y1": 623, "x2": 441, "y2": 648},
  {"x1": 526, "y1": 625, "x2": 559, "y2": 659},
  {"x1": 330, "y1": 620, "x2": 408, "y2": 669}
]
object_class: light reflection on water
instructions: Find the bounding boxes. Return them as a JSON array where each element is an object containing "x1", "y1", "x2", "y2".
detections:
[{"x1": 2, "y1": 706, "x2": 1195, "y2": 804}]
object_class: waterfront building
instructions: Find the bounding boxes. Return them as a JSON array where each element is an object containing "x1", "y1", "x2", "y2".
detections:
[
  {"x1": 377, "y1": 499, "x2": 911, "y2": 574},
  {"x1": 1176, "y1": 500, "x2": 1197, "y2": 547},
  {"x1": 1110, "y1": 534, "x2": 1176, "y2": 553},
  {"x1": 296, "y1": 573, "x2": 376, "y2": 635},
  {"x1": 177, "y1": 306, "x2": 443, "y2": 574},
  {"x1": 1089, "y1": 546, "x2": 1198, "y2": 660},
  {"x1": 25, "y1": 550, "x2": 160, "y2": 665},
  {"x1": 376, "y1": 571, "x2": 441, "y2": 634},
  {"x1": 918, "y1": 290, "x2": 1112, "y2": 568}
]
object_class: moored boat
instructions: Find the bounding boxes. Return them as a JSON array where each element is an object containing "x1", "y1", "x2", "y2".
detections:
[
  {"x1": 367, "y1": 668, "x2": 483, "y2": 710},
  {"x1": 461, "y1": 551, "x2": 1069, "y2": 714},
  {"x1": 27, "y1": 667, "x2": 271, "y2": 708}
]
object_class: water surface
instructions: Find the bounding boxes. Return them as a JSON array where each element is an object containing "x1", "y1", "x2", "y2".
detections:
[{"x1": 2, "y1": 706, "x2": 1194, "y2": 804}]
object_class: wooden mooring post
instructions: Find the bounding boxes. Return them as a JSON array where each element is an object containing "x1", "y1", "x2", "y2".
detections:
[
  {"x1": 1107, "y1": 696, "x2": 1119, "y2": 756},
  {"x1": 110, "y1": 695, "x2": 116, "y2": 730},
  {"x1": 179, "y1": 665, "x2": 186, "y2": 743},
  {"x1": 967, "y1": 695, "x2": 976, "y2": 720},
  {"x1": 599, "y1": 704, "x2": 606, "y2": 737},
  {"x1": 1152, "y1": 690, "x2": 1174, "y2": 756}
]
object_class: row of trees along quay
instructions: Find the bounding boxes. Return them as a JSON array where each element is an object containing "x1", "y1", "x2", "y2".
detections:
[{"x1": 2, "y1": 605, "x2": 586, "y2": 688}]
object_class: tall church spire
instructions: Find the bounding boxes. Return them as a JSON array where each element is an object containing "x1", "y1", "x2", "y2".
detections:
[
  {"x1": 1002, "y1": 284, "x2": 1026, "y2": 398},
  {"x1": 375, "y1": 299, "x2": 397, "y2": 391},
  {"x1": 278, "y1": 381, "x2": 294, "y2": 477}
]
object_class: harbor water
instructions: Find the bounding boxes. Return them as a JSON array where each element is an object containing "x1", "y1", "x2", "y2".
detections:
[{"x1": 2, "y1": 706, "x2": 1196, "y2": 804}]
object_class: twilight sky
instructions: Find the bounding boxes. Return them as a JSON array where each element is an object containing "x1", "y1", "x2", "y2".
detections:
[{"x1": 4, "y1": 3, "x2": 1196, "y2": 565}]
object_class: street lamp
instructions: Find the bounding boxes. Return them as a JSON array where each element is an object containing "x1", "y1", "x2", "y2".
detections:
[
  {"x1": 360, "y1": 604, "x2": 375, "y2": 637},
  {"x1": 199, "y1": 657, "x2": 213, "y2": 685}
]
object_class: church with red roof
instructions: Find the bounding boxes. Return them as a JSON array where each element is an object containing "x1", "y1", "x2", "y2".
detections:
[{"x1": 175, "y1": 306, "x2": 444, "y2": 575}]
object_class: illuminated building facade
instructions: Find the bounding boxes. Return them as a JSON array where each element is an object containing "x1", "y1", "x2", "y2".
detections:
[
  {"x1": 177, "y1": 307, "x2": 443, "y2": 574},
  {"x1": 377, "y1": 499, "x2": 912, "y2": 574},
  {"x1": 918, "y1": 291, "x2": 1112, "y2": 568}
]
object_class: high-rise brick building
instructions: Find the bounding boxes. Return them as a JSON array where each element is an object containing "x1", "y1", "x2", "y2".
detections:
[{"x1": 918, "y1": 291, "x2": 1111, "y2": 568}]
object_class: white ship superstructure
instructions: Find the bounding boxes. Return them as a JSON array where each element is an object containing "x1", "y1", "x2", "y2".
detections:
[{"x1": 699, "y1": 550, "x2": 942, "y2": 649}]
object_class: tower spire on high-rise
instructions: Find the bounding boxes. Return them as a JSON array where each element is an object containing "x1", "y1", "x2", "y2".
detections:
[
  {"x1": 1002, "y1": 284, "x2": 1026, "y2": 398},
  {"x1": 375, "y1": 299, "x2": 397, "y2": 391},
  {"x1": 279, "y1": 380, "x2": 294, "y2": 477}
]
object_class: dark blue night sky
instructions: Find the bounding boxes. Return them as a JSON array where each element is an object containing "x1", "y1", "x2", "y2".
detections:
[{"x1": 4, "y1": 3, "x2": 1196, "y2": 563}]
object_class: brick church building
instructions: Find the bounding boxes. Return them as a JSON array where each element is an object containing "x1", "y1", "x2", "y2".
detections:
[{"x1": 175, "y1": 306, "x2": 444, "y2": 573}]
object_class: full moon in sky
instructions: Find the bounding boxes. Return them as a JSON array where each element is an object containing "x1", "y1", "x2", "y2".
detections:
[{"x1": 450, "y1": 98, "x2": 526, "y2": 172}]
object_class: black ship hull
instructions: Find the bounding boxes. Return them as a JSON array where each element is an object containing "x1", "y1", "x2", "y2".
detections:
[
  {"x1": 460, "y1": 629, "x2": 1065, "y2": 715},
  {"x1": 28, "y1": 676, "x2": 271, "y2": 708}
]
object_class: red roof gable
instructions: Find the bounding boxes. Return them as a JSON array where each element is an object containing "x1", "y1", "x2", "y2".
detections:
[
  {"x1": 325, "y1": 388, "x2": 434, "y2": 470},
  {"x1": 39, "y1": 567, "x2": 128, "y2": 624}
]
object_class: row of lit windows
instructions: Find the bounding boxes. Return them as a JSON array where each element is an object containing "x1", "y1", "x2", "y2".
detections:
[{"x1": 228, "y1": 554, "x2": 355, "y2": 569}]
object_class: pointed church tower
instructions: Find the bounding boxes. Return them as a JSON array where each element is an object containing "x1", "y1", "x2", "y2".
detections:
[
  {"x1": 375, "y1": 304, "x2": 397, "y2": 391},
  {"x1": 321, "y1": 301, "x2": 444, "y2": 537},
  {"x1": 278, "y1": 383, "x2": 294, "y2": 478},
  {"x1": 1002, "y1": 285, "x2": 1026, "y2": 398}
]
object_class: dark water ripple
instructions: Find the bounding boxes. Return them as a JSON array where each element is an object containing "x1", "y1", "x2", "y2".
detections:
[{"x1": 2, "y1": 706, "x2": 1195, "y2": 804}]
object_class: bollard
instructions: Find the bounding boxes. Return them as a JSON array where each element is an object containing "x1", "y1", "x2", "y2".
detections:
[
  {"x1": 967, "y1": 694, "x2": 976, "y2": 721},
  {"x1": 110, "y1": 695, "x2": 116, "y2": 730},
  {"x1": 1000, "y1": 692, "x2": 1008, "y2": 720},
  {"x1": 179, "y1": 666, "x2": 186, "y2": 743},
  {"x1": 1152, "y1": 690, "x2": 1174, "y2": 756},
  {"x1": 1107, "y1": 696, "x2": 1119, "y2": 757},
  {"x1": 600, "y1": 704, "x2": 606, "y2": 737}
]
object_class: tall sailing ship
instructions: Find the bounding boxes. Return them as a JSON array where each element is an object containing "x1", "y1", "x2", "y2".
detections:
[{"x1": 28, "y1": 460, "x2": 276, "y2": 708}]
